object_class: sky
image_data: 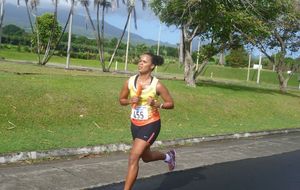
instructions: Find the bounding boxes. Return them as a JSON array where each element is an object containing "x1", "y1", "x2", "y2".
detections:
[
  {"x1": 4, "y1": 0, "x2": 299, "y2": 58},
  {"x1": 6, "y1": 0, "x2": 180, "y2": 45}
]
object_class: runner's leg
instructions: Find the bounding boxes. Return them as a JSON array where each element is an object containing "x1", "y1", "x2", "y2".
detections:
[
  {"x1": 141, "y1": 147, "x2": 165, "y2": 163},
  {"x1": 124, "y1": 138, "x2": 149, "y2": 190}
]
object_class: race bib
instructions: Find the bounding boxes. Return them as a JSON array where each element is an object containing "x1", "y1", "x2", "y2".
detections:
[{"x1": 131, "y1": 106, "x2": 149, "y2": 120}]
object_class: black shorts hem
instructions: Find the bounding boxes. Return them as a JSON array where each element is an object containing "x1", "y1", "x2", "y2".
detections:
[{"x1": 131, "y1": 120, "x2": 161, "y2": 145}]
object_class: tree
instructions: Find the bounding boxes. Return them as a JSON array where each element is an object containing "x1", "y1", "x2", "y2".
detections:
[
  {"x1": 226, "y1": 47, "x2": 249, "y2": 68},
  {"x1": 79, "y1": 0, "x2": 117, "y2": 71},
  {"x1": 17, "y1": 0, "x2": 42, "y2": 63},
  {"x1": 94, "y1": 0, "x2": 115, "y2": 70},
  {"x1": 28, "y1": 0, "x2": 81, "y2": 66},
  {"x1": 152, "y1": 0, "x2": 299, "y2": 90},
  {"x1": 3, "y1": 24, "x2": 25, "y2": 36},
  {"x1": 227, "y1": 0, "x2": 300, "y2": 92},
  {"x1": 80, "y1": 0, "x2": 108, "y2": 71},
  {"x1": 66, "y1": 0, "x2": 75, "y2": 69},
  {"x1": 32, "y1": 13, "x2": 62, "y2": 54},
  {"x1": 107, "y1": 0, "x2": 146, "y2": 71},
  {"x1": 0, "y1": 0, "x2": 5, "y2": 47},
  {"x1": 151, "y1": 0, "x2": 239, "y2": 86}
]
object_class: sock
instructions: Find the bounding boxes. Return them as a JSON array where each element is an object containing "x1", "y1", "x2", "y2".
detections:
[{"x1": 164, "y1": 153, "x2": 171, "y2": 163}]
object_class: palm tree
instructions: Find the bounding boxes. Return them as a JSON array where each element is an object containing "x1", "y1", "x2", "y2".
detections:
[
  {"x1": 18, "y1": 0, "x2": 76, "y2": 66},
  {"x1": 94, "y1": 0, "x2": 115, "y2": 70},
  {"x1": 80, "y1": 0, "x2": 108, "y2": 71},
  {"x1": 41, "y1": 0, "x2": 59, "y2": 65},
  {"x1": 107, "y1": 0, "x2": 146, "y2": 71},
  {"x1": 0, "y1": 0, "x2": 5, "y2": 47},
  {"x1": 66, "y1": 0, "x2": 76, "y2": 69},
  {"x1": 43, "y1": 0, "x2": 78, "y2": 66},
  {"x1": 17, "y1": 0, "x2": 41, "y2": 63}
]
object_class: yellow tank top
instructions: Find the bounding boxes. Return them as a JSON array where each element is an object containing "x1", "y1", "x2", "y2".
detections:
[{"x1": 128, "y1": 74, "x2": 160, "y2": 126}]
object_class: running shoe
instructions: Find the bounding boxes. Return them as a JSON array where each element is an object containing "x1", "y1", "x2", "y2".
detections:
[{"x1": 166, "y1": 149, "x2": 176, "y2": 171}]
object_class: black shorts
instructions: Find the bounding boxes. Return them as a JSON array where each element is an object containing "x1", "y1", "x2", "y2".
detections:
[{"x1": 131, "y1": 120, "x2": 161, "y2": 145}]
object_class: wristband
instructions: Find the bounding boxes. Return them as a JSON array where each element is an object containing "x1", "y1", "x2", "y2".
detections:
[{"x1": 159, "y1": 103, "x2": 163, "y2": 109}]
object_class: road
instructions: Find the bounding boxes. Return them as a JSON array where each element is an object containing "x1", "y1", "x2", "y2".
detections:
[
  {"x1": 95, "y1": 149, "x2": 300, "y2": 190},
  {"x1": 1, "y1": 131, "x2": 300, "y2": 190}
]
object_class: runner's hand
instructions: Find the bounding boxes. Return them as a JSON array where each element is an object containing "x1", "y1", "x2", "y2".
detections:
[
  {"x1": 147, "y1": 97, "x2": 157, "y2": 107},
  {"x1": 131, "y1": 96, "x2": 140, "y2": 105}
]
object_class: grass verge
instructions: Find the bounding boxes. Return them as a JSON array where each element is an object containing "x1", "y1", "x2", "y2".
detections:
[{"x1": 0, "y1": 61, "x2": 299, "y2": 154}]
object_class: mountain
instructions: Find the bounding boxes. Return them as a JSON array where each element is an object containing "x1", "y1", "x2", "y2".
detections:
[{"x1": 3, "y1": 3, "x2": 176, "y2": 47}]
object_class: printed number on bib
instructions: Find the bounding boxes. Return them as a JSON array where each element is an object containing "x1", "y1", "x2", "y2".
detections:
[{"x1": 131, "y1": 106, "x2": 149, "y2": 120}]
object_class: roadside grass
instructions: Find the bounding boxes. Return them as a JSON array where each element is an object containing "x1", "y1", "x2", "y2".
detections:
[{"x1": 0, "y1": 61, "x2": 299, "y2": 154}]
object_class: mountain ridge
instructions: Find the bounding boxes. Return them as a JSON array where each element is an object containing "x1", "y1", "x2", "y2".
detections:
[{"x1": 3, "y1": 3, "x2": 176, "y2": 47}]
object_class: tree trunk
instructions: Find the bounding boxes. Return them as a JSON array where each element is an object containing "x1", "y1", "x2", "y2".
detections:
[
  {"x1": 66, "y1": 1, "x2": 74, "y2": 69},
  {"x1": 107, "y1": 6, "x2": 134, "y2": 70},
  {"x1": 24, "y1": 1, "x2": 41, "y2": 64},
  {"x1": 274, "y1": 52, "x2": 289, "y2": 93},
  {"x1": 84, "y1": 4, "x2": 106, "y2": 71},
  {"x1": 179, "y1": 28, "x2": 184, "y2": 65},
  {"x1": 278, "y1": 71, "x2": 288, "y2": 93},
  {"x1": 219, "y1": 51, "x2": 225, "y2": 65},
  {"x1": 100, "y1": 4, "x2": 105, "y2": 65},
  {"x1": 0, "y1": 0, "x2": 4, "y2": 47},
  {"x1": 40, "y1": 0, "x2": 58, "y2": 65},
  {"x1": 96, "y1": 4, "x2": 104, "y2": 67},
  {"x1": 195, "y1": 59, "x2": 209, "y2": 78},
  {"x1": 183, "y1": 39, "x2": 196, "y2": 87},
  {"x1": 46, "y1": 0, "x2": 74, "y2": 65}
]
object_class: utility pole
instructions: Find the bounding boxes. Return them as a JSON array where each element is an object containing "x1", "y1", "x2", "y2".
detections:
[
  {"x1": 247, "y1": 53, "x2": 251, "y2": 81},
  {"x1": 155, "y1": 23, "x2": 162, "y2": 73},
  {"x1": 257, "y1": 54, "x2": 262, "y2": 84},
  {"x1": 156, "y1": 23, "x2": 161, "y2": 56}
]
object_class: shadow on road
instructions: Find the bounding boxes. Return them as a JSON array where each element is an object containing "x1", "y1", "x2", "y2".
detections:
[{"x1": 91, "y1": 150, "x2": 300, "y2": 190}]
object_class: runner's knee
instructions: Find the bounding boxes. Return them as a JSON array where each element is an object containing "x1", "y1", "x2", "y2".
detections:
[
  {"x1": 141, "y1": 155, "x2": 152, "y2": 163},
  {"x1": 128, "y1": 153, "x2": 140, "y2": 165}
]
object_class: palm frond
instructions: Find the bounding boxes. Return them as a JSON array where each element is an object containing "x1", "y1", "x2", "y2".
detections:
[
  {"x1": 111, "y1": 0, "x2": 118, "y2": 10},
  {"x1": 133, "y1": 7, "x2": 137, "y2": 29},
  {"x1": 140, "y1": 0, "x2": 146, "y2": 9},
  {"x1": 80, "y1": 0, "x2": 89, "y2": 6},
  {"x1": 30, "y1": 0, "x2": 39, "y2": 11}
]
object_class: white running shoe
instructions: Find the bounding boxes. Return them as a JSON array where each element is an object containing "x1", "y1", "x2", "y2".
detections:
[{"x1": 166, "y1": 149, "x2": 176, "y2": 171}]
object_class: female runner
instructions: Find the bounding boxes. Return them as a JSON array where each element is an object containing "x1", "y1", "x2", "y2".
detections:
[{"x1": 119, "y1": 52, "x2": 176, "y2": 190}]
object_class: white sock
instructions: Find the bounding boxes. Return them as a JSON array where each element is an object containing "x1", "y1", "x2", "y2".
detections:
[{"x1": 164, "y1": 153, "x2": 171, "y2": 163}]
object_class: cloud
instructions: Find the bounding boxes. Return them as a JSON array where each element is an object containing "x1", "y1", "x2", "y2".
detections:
[
  {"x1": 5, "y1": 0, "x2": 179, "y2": 44},
  {"x1": 9, "y1": 0, "x2": 157, "y2": 19}
]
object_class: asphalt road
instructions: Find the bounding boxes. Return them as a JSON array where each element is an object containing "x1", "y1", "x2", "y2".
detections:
[
  {"x1": 94, "y1": 149, "x2": 300, "y2": 190},
  {"x1": 1, "y1": 131, "x2": 300, "y2": 190}
]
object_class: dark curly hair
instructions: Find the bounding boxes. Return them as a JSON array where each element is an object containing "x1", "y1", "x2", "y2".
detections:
[{"x1": 143, "y1": 52, "x2": 164, "y2": 66}]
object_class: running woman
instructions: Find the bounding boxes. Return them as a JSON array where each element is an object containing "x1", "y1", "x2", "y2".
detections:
[{"x1": 119, "y1": 52, "x2": 176, "y2": 190}]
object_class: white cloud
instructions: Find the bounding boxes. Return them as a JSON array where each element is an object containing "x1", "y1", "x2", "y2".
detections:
[{"x1": 4, "y1": 0, "x2": 179, "y2": 44}]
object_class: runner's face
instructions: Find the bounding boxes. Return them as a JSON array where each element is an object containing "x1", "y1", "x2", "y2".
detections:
[{"x1": 138, "y1": 55, "x2": 155, "y2": 74}]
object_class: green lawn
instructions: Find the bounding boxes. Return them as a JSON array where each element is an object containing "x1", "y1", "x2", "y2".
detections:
[
  {"x1": 0, "y1": 61, "x2": 299, "y2": 154},
  {"x1": 0, "y1": 47, "x2": 184, "y2": 74},
  {"x1": 1, "y1": 47, "x2": 299, "y2": 88},
  {"x1": 202, "y1": 65, "x2": 299, "y2": 87}
]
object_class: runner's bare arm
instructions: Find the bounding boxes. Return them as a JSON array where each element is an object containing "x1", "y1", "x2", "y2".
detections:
[
  {"x1": 119, "y1": 80, "x2": 139, "y2": 106},
  {"x1": 156, "y1": 81, "x2": 174, "y2": 109}
]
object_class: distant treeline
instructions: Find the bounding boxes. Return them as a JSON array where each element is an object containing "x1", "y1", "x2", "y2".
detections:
[{"x1": 1, "y1": 24, "x2": 179, "y2": 62}]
